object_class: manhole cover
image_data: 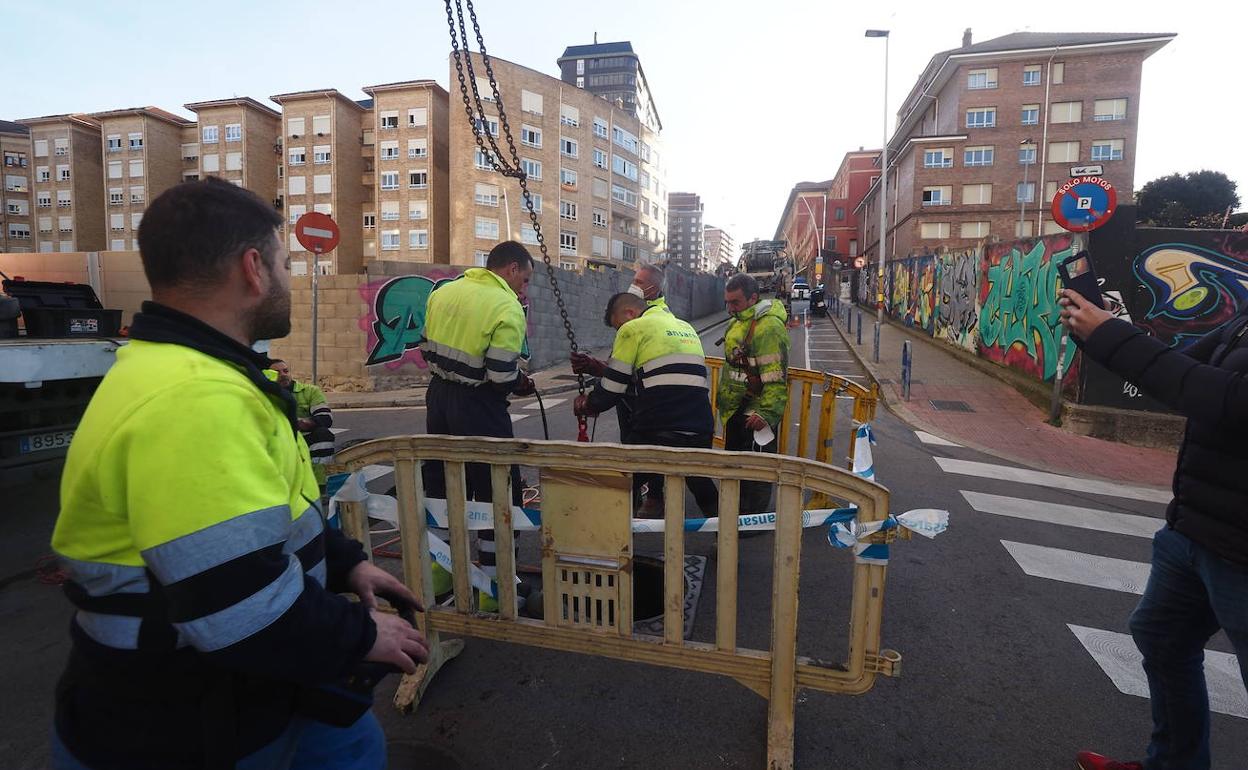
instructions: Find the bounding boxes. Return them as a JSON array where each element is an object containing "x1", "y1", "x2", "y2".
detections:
[
  {"x1": 632, "y1": 553, "x2": 706, "y2": 639},
  {"x1": 930, "y1": 399, "x2": 974, "y2": 413}
]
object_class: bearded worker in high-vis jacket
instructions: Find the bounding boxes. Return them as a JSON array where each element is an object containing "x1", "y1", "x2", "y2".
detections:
[{"x1": 50, "y1": 178, "x2": 427, "y2": 770}]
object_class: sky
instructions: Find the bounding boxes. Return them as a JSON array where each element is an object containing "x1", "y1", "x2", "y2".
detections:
[{"x1": 8, "y1": 0, "x2": 1245, "y2": 251}]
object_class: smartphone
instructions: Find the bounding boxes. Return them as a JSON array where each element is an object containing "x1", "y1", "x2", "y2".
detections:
[{"x1": 1058, "y1": 250, "x2": 1105, "y2": 310}]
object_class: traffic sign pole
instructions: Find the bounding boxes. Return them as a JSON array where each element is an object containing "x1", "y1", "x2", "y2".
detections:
[
  {"x1": 293, "y1": 212, "x2": 340, "y2": 387},
  {"x1": 311, "y1": 246, "x2": 320, "y2": 386}
]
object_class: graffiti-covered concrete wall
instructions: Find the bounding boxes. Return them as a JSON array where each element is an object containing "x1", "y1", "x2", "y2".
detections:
[{"x1": 933, "y1": 248, "x2": 979, "y2": 352}]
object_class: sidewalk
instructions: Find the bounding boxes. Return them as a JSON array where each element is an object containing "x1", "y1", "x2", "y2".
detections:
[
  {"x1": 830, "y1": 305, "x2": 1177, "y2": 488},
  {"x1": 327, "y1": 309, "x2": 732, "y2": 409}
]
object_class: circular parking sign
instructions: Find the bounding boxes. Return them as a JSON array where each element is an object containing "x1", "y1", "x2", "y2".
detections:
[{"x1": 1051, "y1": 176, "x2": 1118, "y2": 233}]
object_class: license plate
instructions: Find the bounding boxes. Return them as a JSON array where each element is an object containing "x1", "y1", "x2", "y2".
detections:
[{"x1": 18, "y1": 429, "x2": 74, "y2": 454}]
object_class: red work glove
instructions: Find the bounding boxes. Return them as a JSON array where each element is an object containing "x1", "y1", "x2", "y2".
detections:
[
  {"x1": 744, "y1": 413, "x2": 768, "y2": 432},
  {"x1": 512, "y1": 372, "x2": 536, "y2": 397},
  {"x1": 570, "y1": 352, "x2": 607, "y2": 377},
  {"x1": 573, "y1": 394, "x2": 599, "y2": 417}
]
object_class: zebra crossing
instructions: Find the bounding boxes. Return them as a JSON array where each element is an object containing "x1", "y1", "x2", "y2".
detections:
[{"x1": 926, "y1": 432, "x2": 1248, "y2": 720}]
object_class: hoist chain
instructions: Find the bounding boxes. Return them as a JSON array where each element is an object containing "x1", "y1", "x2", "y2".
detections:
[{"x1": 444, "y1": 0, "x2": 586, "y2": 404}]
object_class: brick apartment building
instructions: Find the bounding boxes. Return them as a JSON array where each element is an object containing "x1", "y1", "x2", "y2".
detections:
[
  {"x1": 703, "y1": 224, "x2": 735, "y2": 269},
  {"x1": 667, "y1": 192, "x2": 703, "y2": 271},
  {"x1": 19, "y1": 113, "x2": 106, "y2": 253},
  {"x1": 858, "y1": 30, "x2": 1175, "y2": 263},
  {"x1": 2, "y1": 120, "x2": 34, "y2": 253},
  {"x1": 775, "y1": 149, "x2": 880, "y2": 279},
  {"x1": 184, "y1": 97, "x2": 282, "y2": 211}
]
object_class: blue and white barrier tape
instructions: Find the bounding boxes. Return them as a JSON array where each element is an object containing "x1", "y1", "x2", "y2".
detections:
[
  {"x1": 828, "y1": 508, "x2": 949, "y2": 564},
  {"x1": 852, "y1": 423, "x2": 877, "y2": 482}
]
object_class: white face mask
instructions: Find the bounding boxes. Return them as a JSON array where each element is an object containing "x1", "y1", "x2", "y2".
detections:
[{"x1": 627, "y1": 283, "x2": 645, "y2": 298}]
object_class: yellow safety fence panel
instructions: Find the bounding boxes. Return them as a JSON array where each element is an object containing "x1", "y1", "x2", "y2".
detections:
[{"x1": 335, "y1": 436, "x2": 902, "y2": 770}]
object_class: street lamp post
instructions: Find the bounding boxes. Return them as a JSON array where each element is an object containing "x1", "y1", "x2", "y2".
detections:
[{"x1": 866, "y1": 29, "x2": 889, "y2": 363}]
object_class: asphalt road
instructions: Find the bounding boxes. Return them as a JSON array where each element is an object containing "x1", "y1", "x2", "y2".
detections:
[{"x1": 2, "y1": 309, "x2": 1244, "y2": 768}]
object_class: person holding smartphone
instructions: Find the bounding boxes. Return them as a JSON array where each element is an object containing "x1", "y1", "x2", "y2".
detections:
[{"x1": 1061, "y1": 288, "x2": 1248, "y2": 770}]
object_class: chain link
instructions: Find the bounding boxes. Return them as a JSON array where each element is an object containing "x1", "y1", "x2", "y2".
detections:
[{"x1": 445, "y1": 0, "x2": 585, "y2": 396}]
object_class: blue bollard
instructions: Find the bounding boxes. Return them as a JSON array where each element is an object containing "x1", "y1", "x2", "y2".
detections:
[
  {"x1": 901, "y1": 340, "x2": 912, "y2": 401},
  {"x1": 856, "y1": 312, "x2": 863, "y2": 345}
]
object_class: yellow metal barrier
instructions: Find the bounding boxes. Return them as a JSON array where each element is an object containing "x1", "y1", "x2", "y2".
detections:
[
  {"x1": 336, "y1": 436, "x2": 902, "y2": 770},
  {"x1": 706, "y1": 357, "x2": 878, "y2": 504}
]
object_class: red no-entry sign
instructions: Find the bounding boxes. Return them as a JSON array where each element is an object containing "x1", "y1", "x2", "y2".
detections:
[{"x1": 294, "y1": 212, "x2": 340, "y2": 254}]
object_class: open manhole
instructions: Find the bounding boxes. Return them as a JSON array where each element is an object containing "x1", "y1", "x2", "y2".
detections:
[
  {"x1": 632, "y1": 553, "x2": 706, "y2": 639},
  {"x1": 930, "y1": 399, "x2": 974, "y2": 413}
]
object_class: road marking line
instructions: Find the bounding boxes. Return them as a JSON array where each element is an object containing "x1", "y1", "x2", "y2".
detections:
[
  {"x1": 330, "y1": 428, "x2": 350, "y2": 435},
  {"x1": 334, "y1": 406, "x2": 426, "y2": 412},
  {"x1": 936, "y1": 457, "x2": 1171, "y2": 503},
  {"x1": 524, "y1": 398, "x2": 565, "y2": 409},
  {"x1": 804, "y1": 320, "x2": 811, "y2": 371},
  {"x1": 1001, "y1": 540, "x2": 1150, "y2": 594},
  {"x1": 961, "y1": 491, "x2": 1162, "y2": 538},
  {"x1": 1068, "y1": 624, "x2": 1248, "y2": 719},
  {"x1": 914, "y1": 430, "x2": 961, "y2": 447},
  {"x1": 510, "y1": 413, "x2": 530, "y2": 423}
]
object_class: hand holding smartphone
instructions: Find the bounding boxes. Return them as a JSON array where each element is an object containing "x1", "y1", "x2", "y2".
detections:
[{"x1": 1058, "y1": 250, "x2": 1105, "y2": 310}]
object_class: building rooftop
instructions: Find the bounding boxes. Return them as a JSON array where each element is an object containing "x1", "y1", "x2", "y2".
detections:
[
  {"x1": 362, "y1": 80, "x2": 447, "y2": 97},
  {"x1": 269, "y1": 89, "x2": 368, "y2": 110},
  {"x1": 90, "y1": 106, "x2": 192, "y2": 126},
  {"x1": 558, "y1": 41, "x2": 636, "y2": 61},
  {"x1": 16, "y1": 113, "x2": 102, "y2": 130},
  {"x1": 183, "y1": 96, "x2": 281, "y2": 119},
  {"x1": 0, "y1": 119, "x2": 30, "y2": 135}
]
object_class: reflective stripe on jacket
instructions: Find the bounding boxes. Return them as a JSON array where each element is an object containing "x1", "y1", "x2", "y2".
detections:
[{"x1": 420, "y1": 268, "x2": 526, "y2": 388}]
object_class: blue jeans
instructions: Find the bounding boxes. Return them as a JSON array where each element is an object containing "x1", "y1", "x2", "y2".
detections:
[
  {"x1": 52, "y1": 711, "x2": 386, "y2": 770},
  {"x1": 1129, "y1": 526, "x2": 1248, "y2": 770}
]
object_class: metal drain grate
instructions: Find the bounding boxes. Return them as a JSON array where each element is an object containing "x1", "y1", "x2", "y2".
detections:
[{"x1": 930, "y1": 399, "x2": 974, "y2": 413}]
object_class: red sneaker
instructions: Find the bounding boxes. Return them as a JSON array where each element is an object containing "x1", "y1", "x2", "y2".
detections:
[{"x1": 1075, "y1": 751, "x2": 1143, "y2": 770}]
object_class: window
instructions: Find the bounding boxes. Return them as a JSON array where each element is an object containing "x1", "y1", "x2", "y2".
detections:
[
  {"x1": 922, "y1": 186, "x2": 952, "y2": 206},
  {"x1": 287, "y1": 118, "x2": 304, "y2": 137},
  {"x1": 559, "y1": 230, "x2": 577, "y2": 254},
  {"x1": 474, "y1": 77, "x2": 495, "y2": 102},
  {"x1": 181, "y1": 143, "x2": 199, "y2": 160},
  {"x1": 528, "y1": 193, "x2": 542, "y2": 213},
  {"x1": 1015, "y1": 220, "x2": 1035, "y2": 238},
  {"x1": 289, "y1": 204, "x2": 307, "y2": 224},
  {"x1": 380, "y1": 201, "x2": 400, "y2": 221},
  {"x1": 312, "y1": 115, "x2": 331, "y2": 135},
  {"x1": 1023, "y1": 65, "x2": 1041, "y2": 86},
  {"x1": 202, "y1": 126, "x2": 219, "y2": 143},
  {"x1": 593, "y1": 177, "x2": 609, "y2": 199},
  {"x1": 107, "y1": 135, "x2": 123, "y2": 152},
  {"x1": 612, "y1": 154, "x2": 638, "y2": 181},
  {"x1": 407, "y1": 138, "x2": 427, "y2": 158},
  {"x1": 130, "y1": 213, "x2": 142, "y2": 230},
  {"x1": 289, "y1": 147, "x2": 306, "y2": 165},
  {"x1": 313, "y1": 174, "x2": 331, "y2": 194},
  {"x1": 611, "y1": 184, "x2": 637, "y2": 207},
  {"x1": 55, "y1": 215, "x2": 72, "y2": 233},
  {"x1": 475, "y1": 216, "x2": 499, "y2": 240},
  {"x1": 474, "y1": 251, "x2": 489, "y2": 266},
  {"x1": 592, "y1": 235, "x2": 607, "y2": 257},
  {"x1": 1091, "y1": 139, "x2": 1124, "y2": 161},
  {"x1": 34, "y1": 140, "x2": 48, "y2": 157},
  {"x1": 1051, "y1": 101, "x2": 1082, "y2": 123},
  {"x1": 130, "y1": 186, "x2": 144, "y2": 204},
  {"x1": 1045, "y1": 181, "x2": 1058, "y2": 201},
  {"x1": 962, "y1": 183, "x2": 992, "y2": 205},
  {"x1": 966, "y1": 108, "x2": 996, "y2": 128},
  {"x1": 920, "y1": 222, "x2": 950, "y2": 239},
  {"x1": 225, "y1": 124, "x2": 242, "y2": 142},
  {"x1": 380, "y1": 111, "x2": 399, "y2": 130},
  {"x1": 380, "y1": 141, "x2": 399, "y2": 160},
  {"x1": 593, "y1": 208, "x2": 607, "y2": 228},
  {"x1": 110, "y1": 239, "x2": 126, "y2": 250},
  {"x1": 409, "y1": 201, "x2": 428, "y2": 220},
  {"x1": 381, "y1": 230, "x2": 401, "y2": 251},
  {"x1": 521, "y1": 223, "x2": 539, "y2": 245},
  {"x1": 967, "y1": 68, "x2": 998, "y2": 89},
  {"x1": 923, "y1": 148, "x2": 953, "y2": 168},
  {"x1": 313, "y1": 146, "x2": 331, "y2": 164},
  {"x1": 313, "y1": 203, "x2": 332, "y2": 216},
  {"x1": 5, "y1": 199, "x2": 28, "y2": 216},
  {"x1": 560, "y1": 104, "x2": 580, "y2": 127},
  {"x1": 521, "y1": 90, "x2": 543, "y2": 114},
  {"x1": 593, "y1": 117, "x2": 608, "y2": 139},
  {"x1": 57, "y1": 191, "x2": 71, "y2": 208},
  {"x1": 1019, "y1": 143, "x2": 1037, "y2": 165},
  {"x1": 1053, "y1": 62, "x2": 1065, "y2": 85},
  {"x1": 849, "y1": 240, "x2": 858, "y2": 256},
  {"x1": 408, "y1": 108, "x2": 427, "y2": 127},
  {"x1": 363, "y1": 213, "x2": 376, "y2": 230},
  {"x1": 288, "y1": 176, "x2": 306, "y2": 195},
  {"x1": 474, "y1": 117, "x2": 499, "y2": 137},
  {"x1": 520, "y1": 158, "x2": 542, "y2": 180},
  {"x1": 593, "y1": 148, "x2": 607, "y2": 169},
  {"x1": 961, "y1": 221, "x2": 990, "y2": 238},
  {"x1": 184, "y1": 172, "x2": 200, "y2": 182},
  {"x1": 38, "y1": 192, "x2": 54, "y2": 207},
  {"x1": 561, "y1": 138, "x2": 578, "y2": 158},
  {"x1": 835, "y1": 207, "x2": 846, "y2": 221},
  {"x1": 1016, "y1": 182, "x2": 1036, "y2": 203},
  {"x1": 408, "y1": 170, "x2": 428, "y2": 189},
  {"x1": 1049, "y1": 141, "x2": 1080, "y2": 163},
  {"x1": 474, "y1": 183, "x2": 499, "y2": 206},
  {"x1": 560, "y1": 167, "x2": 577, "y2": 187},
  {"x1": 55, "y1": 138, "x2": 69, "y2": 156},
  {"x1": 520, "y1": 125, "x2": 541, "y2": 147},
  {"x1": 7, "y1": 223, "x2": 30, "y2": 240},
  {"x1": 1094, "y1": 99, "x2": 1127, "y2": 121},
  {"x1": 59, "y1": 240, "x2": 74, "y2": 252},
  {"x1": 1021, "y1": 104, "x2": 1040, "y2": 126},
  {"x1": 560, "y1": 200, "x2": 577, "y2": 221},
  {"x1": 475, "y1": 149, "x2": 495, "y2": 170},
  {"x1": 203, "y1": 153, "x2": 220, "y2": 172},
  {"x1": 612, "y1": 126, "x2": 638, "y2": 154},
  {"x1": 409, "y1": 229, "x2": 428, "y2": 249},
  {"x1": 35, "y1": 165, "x2": 50, "y2": 182},
  {"x1": 964, "y1": 146, "x2": 994, "y2": 167},
  {"x1": 225, "y1": 152, "x2": 242, "y2": 171}
]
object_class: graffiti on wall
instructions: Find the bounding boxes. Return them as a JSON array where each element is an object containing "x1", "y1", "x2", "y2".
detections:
[
  {"x1": 934, "y1": 249, "x2": 979, "y2": 352},
  {"x1": 977, "y1": 235, "x2": 1079, "y2": 382},
  {"x1": 884, "y1": 256, "x2": 937, "y2": 334},
  {"x1": 1133, "y1": 240, "x2": 1248, "y2": 349},
  {"x1": 360, "y1": 274, "x2": 458, "y2": 367}
]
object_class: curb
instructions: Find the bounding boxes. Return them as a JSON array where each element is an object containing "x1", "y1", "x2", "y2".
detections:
[{"x1": 826, "y1": 309, "x2": 1173, "y2": 489}]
